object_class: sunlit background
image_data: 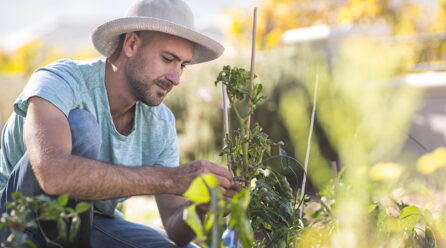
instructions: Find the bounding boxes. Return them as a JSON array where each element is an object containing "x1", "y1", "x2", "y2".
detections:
[{"x1": 2, "y1": 0, "x2": 446, "y2": 246}]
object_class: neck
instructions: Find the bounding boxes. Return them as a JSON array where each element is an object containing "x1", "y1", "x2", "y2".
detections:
[{"x1": 104, "y1": 56, "x2": 136, "y2": 119}]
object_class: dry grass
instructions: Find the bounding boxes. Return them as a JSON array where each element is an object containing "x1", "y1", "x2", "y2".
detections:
[{"x1": 0, "y1": 75, "x2": 27, "y2": 127}]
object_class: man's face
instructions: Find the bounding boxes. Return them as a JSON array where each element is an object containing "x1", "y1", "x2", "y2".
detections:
[{"x1": 125, "y1": 32, "x2": 194, "y2": 106}]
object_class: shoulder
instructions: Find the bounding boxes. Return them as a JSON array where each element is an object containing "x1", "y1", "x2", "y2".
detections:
[{"x1": 35, "y1": 58, "x2": 104, "y2": 81}]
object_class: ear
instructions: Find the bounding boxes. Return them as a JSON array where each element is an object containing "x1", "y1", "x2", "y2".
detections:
[{"x1": 122, "y1": 32, "x2": 142, "y2": 58}]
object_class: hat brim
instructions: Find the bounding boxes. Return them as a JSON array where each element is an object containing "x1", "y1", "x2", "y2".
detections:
[{"x1": 91, "y1": 17, "x2": 224, "y2": 64}]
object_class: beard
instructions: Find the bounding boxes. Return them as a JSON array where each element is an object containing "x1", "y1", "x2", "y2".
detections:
[{"x1": 125, "y1": 54, "x2": 172, "y2": 106}]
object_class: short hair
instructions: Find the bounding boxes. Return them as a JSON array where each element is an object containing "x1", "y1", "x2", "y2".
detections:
[
  {"x1": 114, "y1": 33, "x2": 127, "y2": 55},
  {"x1": 112, "y1": 31, "x2": 157, "y2": 56}
]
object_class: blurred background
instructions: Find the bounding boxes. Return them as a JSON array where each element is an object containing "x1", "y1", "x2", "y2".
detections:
[{"x1": 2, "y1": 0, "x2": 446, "y2": 246}]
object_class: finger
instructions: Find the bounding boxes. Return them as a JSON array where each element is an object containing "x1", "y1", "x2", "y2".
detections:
[
  {"x1": 219, "y1": 186, "x2": 227, "y2": 196},
  {"x1": 229, "y1": 182, "x2": 242, "y2": 191},
  {"x1": 223, "y1": 189, "x2": 238, "y2": 198},
  {"x1": 223, "y1": 196, "x2": 231, "y2": 203},
  {"x1": 215, "y1": 175, "x2": 231, "y2": 189},
  {"x1": 200, "y1": 160, "x2": 233, "y2": 180}
]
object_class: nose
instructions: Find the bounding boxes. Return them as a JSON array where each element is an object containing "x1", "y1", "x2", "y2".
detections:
[{"x1": 165, "y1": 66, "x2": 181, "y2": 86}]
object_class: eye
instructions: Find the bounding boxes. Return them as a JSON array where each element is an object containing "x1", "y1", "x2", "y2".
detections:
[
  {"x1": 162, "y1": 56, "x2": 173, "y2": 63},
  {"x1": 181, "y1": 64, "x2": 187, "y2": 70}
]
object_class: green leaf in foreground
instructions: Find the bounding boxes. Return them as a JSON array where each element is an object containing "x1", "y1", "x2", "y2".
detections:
[
  {"x1": 229, "y1": 189, "x2": 254, "y2": 247},
  {"x1": 183, "y1": 204, "x2": 204, "y2": 240},
  {"x1": 75, "y1": 202, "x2": 91, "y2": 214},
  {"x1": 183, "y1": 174, "x2": 219, "y2": 204},
  {"x1": 69, "y1": 216, "x2": 80, "y2": 242},
  {"x1": 399, "y1": 206, "x2": 422, "y2": 231},
  {"x1": 367, "y1": 204, "x2": 378, "y2": 214},
  {"x1": 57, "y1": 194, "x2": 69, "y2": 207}
]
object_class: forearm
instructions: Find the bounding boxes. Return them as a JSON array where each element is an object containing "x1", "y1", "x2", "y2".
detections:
[
  {"x1": 156, "y1": 195, "x2": 205, "y2": 246},
  {"x1": 35, "y1": 154, "x2": 176, "y2": 200},
  {"x1": 165, "y1": 202, "x2": 197, "y2": 245}
]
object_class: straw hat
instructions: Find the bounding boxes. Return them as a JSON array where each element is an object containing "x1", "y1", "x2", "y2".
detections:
[{"x1": 91, "y1": 0, "x2": 224, "y2": 64}]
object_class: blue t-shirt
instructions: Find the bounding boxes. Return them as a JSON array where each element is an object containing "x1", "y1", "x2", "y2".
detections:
[{"x1": 0, "y1": 58, "x2": 180, "y2": 216}]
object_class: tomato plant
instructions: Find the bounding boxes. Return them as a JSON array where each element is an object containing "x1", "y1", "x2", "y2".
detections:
[{"x1": 184, "y1": 65, "x2": 306, "y2": 248}]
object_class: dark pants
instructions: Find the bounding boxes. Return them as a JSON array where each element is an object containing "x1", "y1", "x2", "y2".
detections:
[{"x1": 0, "y1": 109, "x2": 196, "y2": 248}]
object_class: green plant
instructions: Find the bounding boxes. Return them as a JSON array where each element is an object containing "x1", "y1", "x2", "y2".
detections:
[
  {"x1": 0, "y1": 192, "x2": 91, "y2": 248},
  {"x1": 216, "y1": 65, "x2": 306, "y2": 247},
  {"x1": 184, "y1": 65, "x2": 305, "y2": 247}
]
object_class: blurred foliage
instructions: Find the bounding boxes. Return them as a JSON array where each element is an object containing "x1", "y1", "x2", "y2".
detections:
[
  {"x1": 223, "y1": 0, "x2": 446, "y2": 49},
  {"x1": 0, "y1": 39, "x2": 62, "y2": 77},
  {"x1": 295, "y1": 166, "x2": 446, "y2": 248},
  {"x1": 417, "y1": 147, "x2": 446, "y2": 174},
  {"x1": 0, "y1": 39, "x2": 98, "y2": 77},
  {"x1": 223, "y1": 0, "x2": 446, "y2": 68},
  {"x1": 279, "y1": 36, "x2": 422, "y2": 247},
  {"x1": 369, "y1": 162, "x2": 403, "y2": 181}
]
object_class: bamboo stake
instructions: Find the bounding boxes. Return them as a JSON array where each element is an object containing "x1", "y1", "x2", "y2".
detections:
[
  {"x1": 241, "y1": 7, "x2": 257, "y2": 179},
  {"x1": 299, "y1": 75, "x2": 319, "y2": 219},
  {"x1": 236, "y1": 8, "x2": 257, "y2": 248},
  {"x1": 245, "y1": 7, "x2": 257, "y2": 140}
]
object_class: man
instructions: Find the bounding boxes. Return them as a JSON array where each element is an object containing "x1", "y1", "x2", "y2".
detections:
[{"x1": 0, "y1": 0, "x2": 239, "y2": 247}]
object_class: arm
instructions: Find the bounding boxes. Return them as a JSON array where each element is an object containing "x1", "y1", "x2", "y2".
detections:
[
  {"x1": 25, "y1": 96, "x2": 236, "y2": 200},
  {"x1": 155, "y1": 194, "x2": 197, "y2": 246}
]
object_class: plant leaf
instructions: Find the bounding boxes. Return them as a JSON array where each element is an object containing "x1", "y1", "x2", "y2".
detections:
[
  {"x1": 399, "y1": 206, "x2": 422, "y2": 231},
  {"x1": 69, "y1": 216, "x2": 80, "y2": 242},
  {"x1": 435, "y1": 214, "x2": 446, "y2": 239},
  {"x1": 367, "y1": 204, "x2": 378, "y2": 213},
  {"x1": 183, "y1": 174, "x2": 219, "y2": 204},
  {"x1": 57, "y1": 195, "x2": 69, "y2": 207},
  {"x1": 24, "y1": 240, "x2": 38, "y2": 248},
  {"x1": 229, "y1": 189, "x2": 253, "y2": 247},
  {"x1": 183, "y1": 204, "x2": 204, "y2": 239},
  {"x1": 279, "y1": 146, "x2": 288, "y2": 169},
  {"x1": 75, "y1": 202, "x2": 91, "y2": 214},
  {"x1": 56, "y1": 218, "x2": 67, "y2": 242},
  {"x1": 11, "y1": 192, "x2": 25, "y2": 201}
]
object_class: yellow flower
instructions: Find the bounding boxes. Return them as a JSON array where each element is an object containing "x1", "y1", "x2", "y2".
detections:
[
  {"x1": 370, "y1": 162, "x2": 403, "y2": 181},
  {"x1": 416, "y1": 147, "x2": 446, "y2": 174},
  {"x1": 433, "y1": 147, "x2": 446, "y2": 168}
]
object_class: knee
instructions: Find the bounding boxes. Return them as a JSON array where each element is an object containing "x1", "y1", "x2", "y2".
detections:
[{"x1": 68, "y1": 109, "x2": 102, "y2": 159}]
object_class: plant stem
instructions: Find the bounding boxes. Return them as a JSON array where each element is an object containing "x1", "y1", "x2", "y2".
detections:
[
  {"x1": 299, "y1": 75, "x2": 319, "y2": 219},
  {"x1": 231, "y1": 100, "x2": 249, "y2": 172},
  {"x1": 222, "y1": 84, "x2": 233, "y2": 176}
]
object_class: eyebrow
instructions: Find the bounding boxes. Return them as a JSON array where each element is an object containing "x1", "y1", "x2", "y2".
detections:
[{"x1": 162, "y1": 51, "x2": 191, "y2": 64}]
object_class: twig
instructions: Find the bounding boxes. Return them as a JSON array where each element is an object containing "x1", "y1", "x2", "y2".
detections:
[
  {"x1": 38, "y1": 222, "x2": 64, "y2": 248},
  {"x1": 299, "y1": 75, "x2": 319, "y2": 219}
]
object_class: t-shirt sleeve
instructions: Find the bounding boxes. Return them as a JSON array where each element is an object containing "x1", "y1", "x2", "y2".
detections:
[
  {"x1": 155, "y1": 118, "x2": 180, "y2": 167},
  {"x1": 14, "y1": 64, "x2": 78, "y2": 118}
]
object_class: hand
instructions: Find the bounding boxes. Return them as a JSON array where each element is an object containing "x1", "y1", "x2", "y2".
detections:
[{"x1": 175, "y1": 159, "x2": 241, "y2": 199}]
